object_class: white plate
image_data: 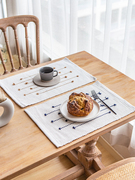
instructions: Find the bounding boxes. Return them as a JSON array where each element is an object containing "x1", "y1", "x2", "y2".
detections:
[{"x1": 60, "y1": 100, "x2": 100, "y2": 122}]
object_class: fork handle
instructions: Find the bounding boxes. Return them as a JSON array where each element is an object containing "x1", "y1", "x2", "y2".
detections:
[{"x1": 99, "y1": 97, "x2": 117, "y2": 115}]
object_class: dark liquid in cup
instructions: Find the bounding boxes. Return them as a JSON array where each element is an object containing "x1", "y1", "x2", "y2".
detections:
[{"x1": 41, "y1": 67, "x2": 53, "y2": 73}]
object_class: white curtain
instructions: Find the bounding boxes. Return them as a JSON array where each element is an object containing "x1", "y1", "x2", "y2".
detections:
[
  {"x1": 0, "y1": 1, "x2": 3, "y2": 19},
  {"x1": 5, "y1": 0, "x2": 50, "y2": 63},
  {"x1": 103, "y1": 119, "x2": 135, "y2": 158},
  {"x1": 5, "y1": 0, "x2": 135, "y2": 157}
]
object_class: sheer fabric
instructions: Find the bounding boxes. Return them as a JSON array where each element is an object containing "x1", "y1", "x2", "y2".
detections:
[
  {"x1": 5, "y1": 0, "x2": 135, "y2": 156},
  {"x1": 5, "y1": 0, "x2": 50, "y2": 63},
  {"x1": 103, "y1": 120, "x2": 135, "y2": 158}
]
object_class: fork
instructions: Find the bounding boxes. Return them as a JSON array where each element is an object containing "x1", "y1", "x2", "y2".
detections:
[{"x1": 91, "y1": 90, "x2": 117, "y2": 115}]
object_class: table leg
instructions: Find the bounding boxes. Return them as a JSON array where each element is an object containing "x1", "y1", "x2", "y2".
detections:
[
  {"x1": 78, "y1": 137, "x2": 102, "y2": 169},
  {"x1": 50, "y1": 137, "x2": 104, "y2": 179},
  {"x1": 65, "y1": 137, "x2": 104, "y2": 177}
]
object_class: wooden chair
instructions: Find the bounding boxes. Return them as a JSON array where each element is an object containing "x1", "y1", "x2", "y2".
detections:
[
  {"x1": 87, "y1": 157, "x2": 135, "y2": 180},
  {"x1": 0, "y1": 15, "x2": 40, "y2": 75}
]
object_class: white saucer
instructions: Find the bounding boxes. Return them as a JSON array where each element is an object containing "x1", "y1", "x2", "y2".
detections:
[
  {"x1": 33, "y1": 74, "x2": 60, "y2": 87},
  {"x1": 60, "y1": 100, "x2": 100, "y2": 122}
]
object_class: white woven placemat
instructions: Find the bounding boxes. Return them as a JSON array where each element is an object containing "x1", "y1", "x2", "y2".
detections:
[
  {"x1": 0, "y1": 58, "x2": 96, "y2": 107},
  {"x1": 25, "y1": 81, "x2": 135, "y2": 147}
]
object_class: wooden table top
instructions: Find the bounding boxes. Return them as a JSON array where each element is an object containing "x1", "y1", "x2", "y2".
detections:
[{"x1": 1, "y1": 51, "x2": 135, "y2": 180}]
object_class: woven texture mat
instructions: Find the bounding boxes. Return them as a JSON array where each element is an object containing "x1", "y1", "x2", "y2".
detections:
[
  {"x1": 0, "y1": 58, "x2": 96, "y2": 107},
  {"x1": 25, "y1": 81, "x2": 135, "y2": 147}
]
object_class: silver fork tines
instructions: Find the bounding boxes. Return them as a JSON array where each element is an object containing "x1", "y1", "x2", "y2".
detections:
[{"x1": 91, "y1": 90, "x2": 117, "y2": 115}]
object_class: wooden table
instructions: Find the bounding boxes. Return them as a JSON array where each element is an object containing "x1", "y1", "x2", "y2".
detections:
[{"x1": 0, "y1": 51, "x2": 135, "y2": 180}]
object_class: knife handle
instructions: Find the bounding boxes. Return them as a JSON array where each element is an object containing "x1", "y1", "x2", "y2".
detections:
[{"x1": 99, "y1": 97, "x2": 117, "y2": 115}]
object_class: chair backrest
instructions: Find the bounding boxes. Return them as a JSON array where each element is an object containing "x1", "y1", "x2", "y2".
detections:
[
  {"x1": 87, "y1": 157, "x2": 135, "y2": 180},
  {"x1": 0, "y1": 15, "x2": 40, "y2": 75}
]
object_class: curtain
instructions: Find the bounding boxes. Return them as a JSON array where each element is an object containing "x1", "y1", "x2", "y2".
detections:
[
  {"x1": 5, "y1": 0, "x2": 50, "y2": 63},
  {"x1": 103, "y1": 120, "x2": 135, "y2": 158},
  {"x1": 5, "y1": 0, "x2": 135, "y2": 157}
]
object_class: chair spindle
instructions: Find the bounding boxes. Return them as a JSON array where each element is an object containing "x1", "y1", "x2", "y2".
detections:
[
  {"x1": 14, "y1": 28, "x2": 24, "y2": 69},
  {"x1": 0, "y1": 48, "x2": 8, "y2": 75},
  {"x1": 25, "y1": 26, "x2": 31, "y2": 67},
  {"x1": 3, "y1": 30, "x2": 16, "y2": 72}
]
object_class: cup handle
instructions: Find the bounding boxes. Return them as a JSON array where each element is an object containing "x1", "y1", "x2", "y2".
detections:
[{"x1": 53, "y1": 70, "x2": 58, "y2": 77}]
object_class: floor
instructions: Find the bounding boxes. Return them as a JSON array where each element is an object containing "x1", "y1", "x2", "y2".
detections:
[{"x1": 13, "y1": 140, "x2": 118, "y2": 180}]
